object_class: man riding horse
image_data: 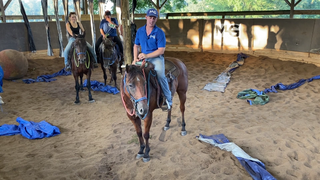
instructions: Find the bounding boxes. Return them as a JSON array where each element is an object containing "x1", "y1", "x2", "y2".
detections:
[
  {"x1": 95, "y1": 10, "x2": 124, "y2": 64},
  {"x1": 132, "y1": 8, "x2": 172, "y2": 110}
]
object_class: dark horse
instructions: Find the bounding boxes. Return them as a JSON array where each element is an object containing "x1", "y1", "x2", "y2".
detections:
[
  {"x1": 120, "y1": 57, "x2": 188, "y2": 162},
  {"x1": 98, "y1": 37, "x2": 123, "y2": 89},
  {"x1": 68, "y1": 33, "x2": 95, "y2": 104}
]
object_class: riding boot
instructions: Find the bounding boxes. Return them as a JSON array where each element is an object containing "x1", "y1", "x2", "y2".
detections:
[
  {"x1": 0, "y1": 96, "x2": 4, "y2": 105},
  {"x1": 65, "y1": 63, "x2": 71, "y2": 71},
  {"x1": 120, "y1": 54, "x2": 125, "y2": 68}
]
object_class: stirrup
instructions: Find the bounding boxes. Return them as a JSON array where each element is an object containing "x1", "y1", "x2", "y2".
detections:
[
  {"x1": 65, "y1": 64, "x2": 71, "y2": 71},
  {"x1": 161, "y1": 99, "x2": 171, "y2": 111},
  {"x1": 0, "y1": 96, "x2": 4, "y2": 105}
]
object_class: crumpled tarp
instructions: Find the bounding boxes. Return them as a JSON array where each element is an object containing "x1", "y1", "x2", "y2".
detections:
[
  {"x1": 203, "y1": 53, "x2": 248, "y2": 92},
  {"x1": 239, "y1": 75, "x2": 320, "y2": 105},
  {"x1": 0, "y1": 117, "x2": 60, "y2": 139},
  {"x1": 83, "y1": 79, "x2": 119, "y2": 94},
  {"x1": 237, "y1": 89, "x2": 269, "y2": 105},
  {"x1": 22, "y1": 68, "x2": 71, "y2": 84},
  {"x1": 197, "y1": 134, "x2": 276, "y2": 180}
]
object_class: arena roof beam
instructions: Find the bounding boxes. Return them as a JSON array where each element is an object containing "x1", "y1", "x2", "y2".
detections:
[{"x1": 284, "y1": 0, "x2": 303, "y2": 18}]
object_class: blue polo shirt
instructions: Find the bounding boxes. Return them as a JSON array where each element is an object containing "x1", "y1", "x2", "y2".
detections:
[
  {"x1": 99, "y1": 18, "x2": 118, "y2": 37},
  {"x1": 135, "y1": 25, "x2": 166, "y2": 54}
]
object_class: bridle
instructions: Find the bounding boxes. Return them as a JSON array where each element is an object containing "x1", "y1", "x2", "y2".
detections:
[
  {"x1": 121, "y1": 67, "x2": 148, "y2": 119},
  {"x1": 73, "y1": 48, "x2": 90, "y2": 69}
]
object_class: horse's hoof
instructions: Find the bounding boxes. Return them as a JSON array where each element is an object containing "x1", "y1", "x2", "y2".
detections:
[
  {"x1": 136, "y1": 154, "x2": 144, "y2": 159},
  {"x1": 89, "y1": 99, "x2": 95, "y2": 103},
  {"x1": 143, "y1": 157, "x2": 150, "y2": 162},
  {"x1": 74, "y1": 101, "x2": 80, "y2": 104},
  {"x1": 181, "y1": 131, "x2": 187, "y2": 136},
  {"x1": 164, "y1": 126, "x2": 170, "y2": 131}
]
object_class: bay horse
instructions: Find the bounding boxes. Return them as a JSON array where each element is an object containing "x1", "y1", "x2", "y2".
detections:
[
  {"x1": 98, "y1": 37, "x2": 123, "y2": 89},
  {"x1": 120, "y1": 57, "x2": 188, "y2": 162},
  {"x1": 68, "y1": 33, "x2": 95, "y2": 104}
]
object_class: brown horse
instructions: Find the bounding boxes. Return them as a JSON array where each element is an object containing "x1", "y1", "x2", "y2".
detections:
[
  {"x1": 98, "y1": 37, "x2": 123, "y2": 89},
  {"x1": 69, "y1": 34, "x2": 94, "y2": 104},
  {"x1": 120, "y1": 57, "x2": 188, "y2": 162}
]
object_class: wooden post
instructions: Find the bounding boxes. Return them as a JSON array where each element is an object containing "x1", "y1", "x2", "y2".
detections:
[
  {"x1": 62, "y1": 0, "x2": 69, "y2": 39},
  {"x1": 290, "y1": 0, "x2": 294, "y2": 18},
  {"x1": 99, "y1": 0, "x2": 104, "y2": 20},
  {"x1": 87, "y1": 0, "x2": 96, "y2": 49},
  {"x1": 41, "y1": 0, "x2": 53, "y2": 56},
  {"x1": 0, "y1": 0, "x2": 5, "y2": 23},
  {"x1": 83, "y1": 0, "x2": 88, "y2": 15},
  {"x1": 53, "y1": 0, "x2": 64, "y2": 57},
  {"x1": 19, "y1": 0, "x2": 36, "y2": 52},
  {"x1": 116, "y1": 0, "x2": 122, "y2": 38},
  {"x1": 121, "y1": 0, "x2": 132, "y2": 64},
  {"x1": 73, "y1": 0, "x2": 81, "y2": 21}
]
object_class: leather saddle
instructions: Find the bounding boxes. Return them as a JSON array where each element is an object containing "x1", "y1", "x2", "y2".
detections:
[{"x1": 136, "y1": 59, "x2": 179, "y2": 110}]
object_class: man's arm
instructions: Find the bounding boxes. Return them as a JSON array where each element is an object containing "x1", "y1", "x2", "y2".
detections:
[
  {"x1": 132, "y1": 44, "x2": 140, "y2": 64},
  {"x1": 137, "y1": 47, "x2": 165, "y2": 60},
  {"x1": 100, "y1": 29, "x2": 106, "y2": 38},
  {"x1": 106, "y1": 17, "x2": 118, "y2": 28}
]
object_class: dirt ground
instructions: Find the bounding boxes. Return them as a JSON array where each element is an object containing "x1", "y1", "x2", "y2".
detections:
[{"x1": 1, "y1": 50, "x2": 320, "y2": 180}]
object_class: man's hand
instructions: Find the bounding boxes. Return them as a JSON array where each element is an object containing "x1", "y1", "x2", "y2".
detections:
[
  {"x1": 103, "y1": 34, "x2": 107, "y2": 39},
  {"x1": 106, "y1": 16, "x2": 112, "y2": 22},
  {"x1": 132, "y1": 58, "x2": 139, "y2": 65},
  {"x1": 138, "y1": 53, "x2": 148, "y2": 60}
]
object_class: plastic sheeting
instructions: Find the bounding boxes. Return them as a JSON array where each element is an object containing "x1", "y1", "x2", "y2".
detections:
[
  {"x1": 203, "y1": 53, "x2": 248, "y2": 92},
  {"x1": 22, "y1": 68, "x2": 71, "y2": 84},
  {"x1": 0, "y1": 117, "x2": 60, "y2": 139},
  {"x1": 83, "y1": 80, "x2": 119, "y2": 94},
  {"x1": 197, "y1": 134, "x2": 276, "y2": 180},
  {"x1": 239, "y1": 75, "x2": 320, "y2": 105}
]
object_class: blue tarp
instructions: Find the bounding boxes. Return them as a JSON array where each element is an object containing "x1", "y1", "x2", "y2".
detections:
[
  {"x1": 203, "y1": 53, "x2": 248, "y2": 92},
  {"x1": 263, "y1": 75, "x2": 320, "y2": 93},
  {"x1": 0, "y1": 66, "x2": 3, "y2": 93},
  {"x1": 83, "y1": 79, "x2": 119, "y2": 94},
  {"x1": 22, "y1": 68, "x2": 71, "y2": 84},
  {"x1": 197, "y1": 134, "x2": 276, "y2": 180},
  {"x1": 239, "y1": 75, "x2": 320, "y2": 105},
  {"x1": 0, "y1": 117, "x2": 60, "y2": 139}
]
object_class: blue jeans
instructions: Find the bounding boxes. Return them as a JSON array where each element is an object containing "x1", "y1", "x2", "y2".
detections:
[
  {"x1": 64, "y1": 37, "x2": 97, "y2": 65},
  {"x1": 146, "y1": 55, "x2": 172, "y2": 105}
]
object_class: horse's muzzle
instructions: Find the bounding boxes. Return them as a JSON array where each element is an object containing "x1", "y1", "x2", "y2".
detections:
[
  {"x1": 78, "y1": 56, "x2": 86, "y2": 64},
  {"x1": 136, "y1": 101, "x2": 148, "y2": 117}
]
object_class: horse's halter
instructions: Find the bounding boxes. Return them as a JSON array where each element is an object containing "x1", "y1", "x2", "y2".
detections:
[
  {"x1": 73, "y1": 39, "x2": 90, "y2": 69},
  {"x1": 73, "y1": 49, "x2": 90, "y2": 68},
  {"x1": 102, "y1": 38, "x2": 116, "y2": 66},
  {"x1": 121, "y1": 67, "x2": 148, "y2": 119}
]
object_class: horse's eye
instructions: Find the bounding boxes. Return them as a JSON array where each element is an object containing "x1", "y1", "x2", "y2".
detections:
[{"x1": 128, "y1": 84, "x2": 134, "y2": 88}]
